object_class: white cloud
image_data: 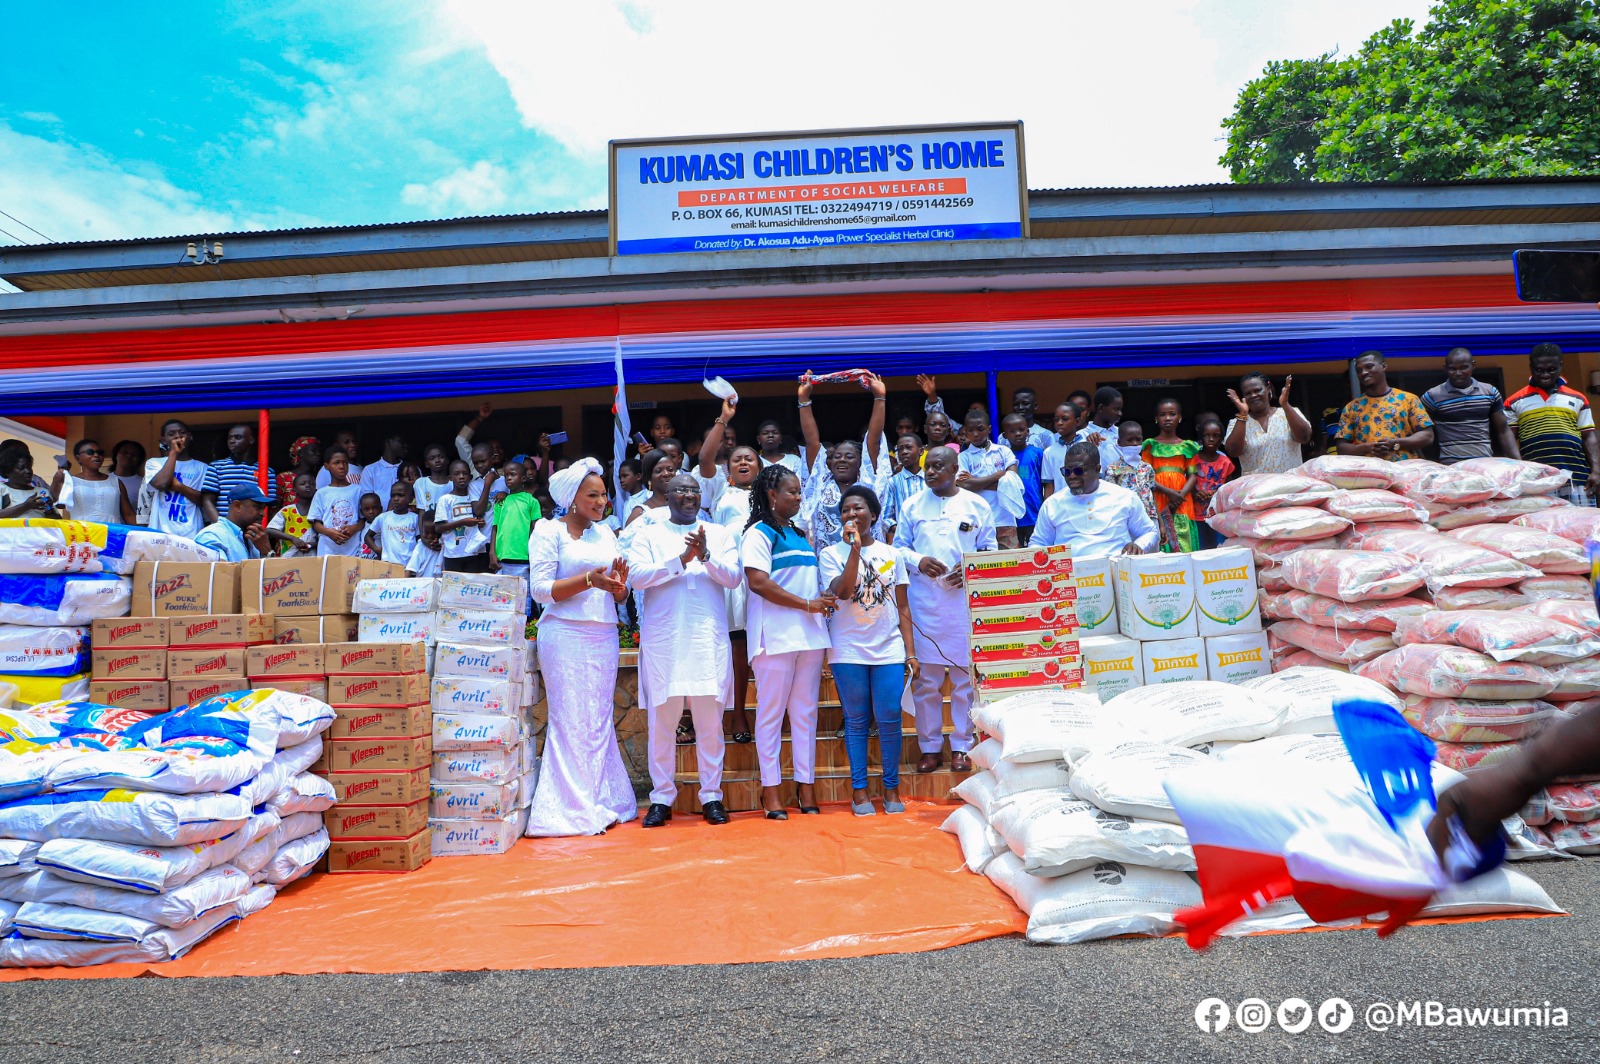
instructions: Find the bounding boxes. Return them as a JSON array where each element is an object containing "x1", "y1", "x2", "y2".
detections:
[
  {"x1": 402, "y1": 156, "x2": 606, "y2": 216},
  {"x1": 403, "y1": 160, "x2": 513, "y2": 213},
  {"x1": 443, "y1": 0, "x2": 1432, "y2": 189}
]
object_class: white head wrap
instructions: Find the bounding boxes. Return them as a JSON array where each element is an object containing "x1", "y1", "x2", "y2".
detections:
[{"x1": 549, "y1": 457, "x2": 605, "y2": 512}]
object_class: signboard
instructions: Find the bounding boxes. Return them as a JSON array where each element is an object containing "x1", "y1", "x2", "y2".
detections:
[{"x1": 609, "y1": 122, "x2": 1027, "y2": 256}]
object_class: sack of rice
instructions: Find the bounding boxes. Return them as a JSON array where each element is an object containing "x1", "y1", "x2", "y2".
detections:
[
  {"x1": 1277, "y1": 549, "x2": 1425, "y2": 602},
  {"x1": 1268, "y1": 619, "x2": 1396, "y2": 664},
  {"x1": 1430, "y1": 495, "x2": 1570, "y2": 530},
  {"x1": 1543, "y1": 659, "x2": 1600, "y2": 701},
  {"x1": 1548, "y1": 821, "x2": 1600, "y2": 855},
  {"x1": 988, "y1": 759, "x2": 1075, "y2": 808},
  {"x1": 1544, "y1": 784, "x2": 1600, "y2": 824},
  {"x1": 1228, "y1": 536, "x2": 1341, "y2": 569},
  {"x1": 1339, "y1": 520, "x2": 1436, "y2": 549},
  {"x1": 1241, "y1": 666, "x2": 1402, "y2": 734},
  {"x1": 1257, "y1": 565, "x2": 1289, "y2": 592},
  {"x1": 1298, "y1": 455, "x2": 1396, "y2": 491},
  {"x1": 1352, "y1": 527, "x2": 1537, "y2": 591},
  {"x1": 1102, "y1": 680, "x2": 1282, "y2": 746},
  {"x1": 1509, "y1": 508, "x2": 1600, "y2": 543},
  {"x1": 1421, "y1": 866, "x2": 1566, "y2": 915},
  {"x1": 984, "y1": 851, "x2": 1200, "y2": 945},
  {"x1": 1518, "y1": 575, "x2": 1591, "y2": 602},
  {"x1": 986, "y1": 690, "x2": 1122, "y2": 765},
  {"x1": 952, "y1": 771, "x2": 1000, "y2": 820},
  {"x1": 1323, "y1": 489, "x2": 1431, "y2": 524},
  {"x1": 988, "y1": 790, "x2": 1195, "y2": 876},
  {"x1": 1273, "y1": 649, "x2": 1348, "y2": 673},
  {"x1": 1451, "y1": 457, "x2": 1571, "y2": 498},
  {"x1": 1445, "y1": 525, "x2": 1588, "y2": 574},
  {"x1": 1432, "y1": 741, "x2": 1527, "y2": 774},
  {"x1": 1357, "y1": 645, "x2": 1557, "y2": 701},
  {"x1": 1522, "y1": 598, "x2": 1600, "y2": 638},
  {"x1": 1386, "y1": 460, "x2": 1499, "y2": 511},
  {"x1": 939, "y1": 804, "x2": 1007, "y2": 873},
  {"x1": 1208, "y1": 474, "x2": 1339, "y2": 514},
  {"x1": 1393, "y1": 609, "x2": 1599, "y2": 665},
  {"x1": 1067, "y1": 741, "x2": 1208, "y2": 823},
  {"x1": 1431, "y1": 586, "x2": 1531, "y2": 611},
  {"x1": 1207, "y1": 507, "x2": 1351, "y2": 542},
  {"x1": 1262, "y1": 588, "x2": 1431, "y2": 632},
  {"x1": 1520, "y1": 790, "x2": 1554, "y2": 826},
  {"x1": 1400, "y1": 696, "x2": 1555, "y2": 743}
]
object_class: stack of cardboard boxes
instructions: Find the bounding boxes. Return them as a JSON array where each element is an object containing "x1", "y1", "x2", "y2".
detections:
[
  {"x1": 1077, "y1": 545, "x2": 1267, "y2": 700},
  {"x1": 242, "y1": 557, "x2": 403, "y2": 645},
  {"x1": 964, "y1": 544, "x2": 1083, "y2": 705},
  {"x1": 315, "y1": 641, "x2": 433, "y2": 873}
]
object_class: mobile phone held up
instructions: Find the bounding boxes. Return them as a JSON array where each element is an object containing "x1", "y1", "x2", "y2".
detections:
[
  {"x1": 547, "y1": 430, "x2": 569, "y2": 446},
  {"x1": 1514, "y1": 250, "x2": 1600, "y2": 303},
  {"x1": 631, "y1": 431, "x2": 649, "y2": 447}
]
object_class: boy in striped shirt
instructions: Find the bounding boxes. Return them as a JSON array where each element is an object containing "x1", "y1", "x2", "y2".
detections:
[{"x1": 1505, "y1": 343, "x2": 1600, "y2": 499}]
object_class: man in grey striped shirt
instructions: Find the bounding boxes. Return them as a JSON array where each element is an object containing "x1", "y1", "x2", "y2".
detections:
[{"x1": 1421, "y1": 348, "x2": 1519, "y2": 464}]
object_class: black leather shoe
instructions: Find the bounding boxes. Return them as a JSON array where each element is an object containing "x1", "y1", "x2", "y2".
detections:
[
  {"x1": 702, "y1": 800, "x2": 730, "y2": 825},
  {"x1": 642, "y1": 803, "x2": 673, "y2": 827}
]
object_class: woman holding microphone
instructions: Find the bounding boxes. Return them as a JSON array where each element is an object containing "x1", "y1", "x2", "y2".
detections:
[{"x1": 820, "y1": 486, "x2": 913, "y2": 816}]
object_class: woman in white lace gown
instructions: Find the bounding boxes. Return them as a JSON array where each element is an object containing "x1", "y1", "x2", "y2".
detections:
[{"x1": 524, "y1": 459, "x2": 638, "y2": 837}]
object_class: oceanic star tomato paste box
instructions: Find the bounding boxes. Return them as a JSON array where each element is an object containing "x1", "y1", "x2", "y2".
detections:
[
  {"x1": 967, "y1": 599, "x2": 1079, "y2": 636},
  {"x1": 962, "y1": 544, "x2": 1073, "y2": 582},
  {"x1": 130, "y1": 562, "x2": 240, "y2": 616},
  {"x1": 968, "y1": 628, "x2": 1081, "y2": 665},
  {"x1": 971, "y1": 654, "x2": 1084, "y2": 695},
  {"x1": 965, "y1": 572, "x2": 1075, "y2": 611}
]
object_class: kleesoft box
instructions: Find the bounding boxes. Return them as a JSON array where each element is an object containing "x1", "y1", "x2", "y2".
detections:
[
  {"x1": 88, "y1": 679, "x2": 170, "y2": 712},
  {"x1": 357, "y1": 612, "x2": 436, "y2": 647},
  {"x1": 166, "y1": 648, "x2": 247, "y2": 680},
  {"x1": 169, "y1": 674, "x2": 249, "y2": 706},
  {"x1": 324, "y1": 735, "x2": 432, "y2": 772},
  {"x1": 328, "y1": 672, "x2": 430, "y2": 707},
  {"x1": 274, "y1": 615, "x2": 358, "y2": 645},
  {"x1": 253, "y1": 678, "x2": 328, "y2": 700},
  {"x1": 1113, "y1": 553, "x2": 1196, "y2": 640},
  {"x1": 324, "y1": 641, "x2": 428, "y2": 675},
  {"x1": 430, "y1": 675, "x2": 519, "y2": 717},
  {"x1": 1204, "y1": 632, "x2": 1272, "y2": 685},
  {"x1": 330, "y1": 703, "x2": 430, "y2": 740},
  {"x1": 963, "y1": 544, "x2": 1073, "y2": 582},
  {"x1": 247, "y1": 643, "x2": 326, "y2": 678},
  {"x1": 1140, "y1": 637, "x2": 1208, "y2": 684},
  {"x1": 437, "y1": 571, "x2": 527, "y2": 612},
  {"x1": 1191, "y1": 546, "x2": 1262, "y2": 637},
  {"x1": 91, "y1": 617, "x2": 167, "y2": 649},
  {"x1": 1078, "y1": 635, "x2": 1145, "y2": 703},
  {"x1": 1071, "y1": 557, "x2": 1119, "y2": 636},
  {"x1": 967, "y1": 599, "x2": 1077, "y2": 636},
  {"x1": 131, "y1": 562, "x2": 240, "y2": 616},
  {"x1": 324, "y1": 799, "x2": 429, "y2": 840},
  {"x1": 352, "y1": 577, "x2": 438, "y2": 614},
  {"x1": 326, "y1": 830, "x2": 430, "y2": 873},
  {"x1": 241, "y1": 557, "x2": 371, "y2": 616},
  {"x1": 326, "y1": 766, "x2": 431, "y2": 806},
  {"x1": 91, "y1": 648, "x2": 166, "y2": 681},
  {"x1": 169, "y1": 614, "x2": 274, "y2": 648}
]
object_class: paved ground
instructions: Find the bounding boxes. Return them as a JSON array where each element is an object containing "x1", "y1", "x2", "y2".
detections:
[{"x1": 2, "y1": 859, "x2": 1597, "y2": 1062}]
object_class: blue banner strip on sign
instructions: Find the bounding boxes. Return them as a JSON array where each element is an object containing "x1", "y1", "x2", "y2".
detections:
[{"x1": 616, "y1": 222, "x2": 1024, "y2": 256}]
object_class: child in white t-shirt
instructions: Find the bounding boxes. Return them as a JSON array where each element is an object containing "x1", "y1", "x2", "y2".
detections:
[
  {"x1": 434, "y1": 460, "x2": 491, "y2": 573},
  {"x1": 365, "y1": 483, "x2": 419, "y2": 563},
  {"x1": 307, "y1": 447, "x2": 366, "y2": 557}
]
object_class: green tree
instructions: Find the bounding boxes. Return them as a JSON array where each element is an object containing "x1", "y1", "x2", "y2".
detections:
[{"x1": 1221, "y1": 0, "x2": 1600, "y2": 181}]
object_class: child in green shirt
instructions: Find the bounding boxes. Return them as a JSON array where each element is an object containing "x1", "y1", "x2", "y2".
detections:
[{"x1": 489, "y1": 458, "x2": 541, "y2": 614}]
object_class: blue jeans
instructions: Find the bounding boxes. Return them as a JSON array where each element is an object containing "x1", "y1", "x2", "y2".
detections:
[{"x1": 831, "y1": 662, "x2": 905, "y2": 791}]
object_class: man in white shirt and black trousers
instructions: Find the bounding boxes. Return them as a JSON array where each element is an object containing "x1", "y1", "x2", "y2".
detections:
[{"x1": 1030, "y1": 441, "x2": 1159, "y2": 558}]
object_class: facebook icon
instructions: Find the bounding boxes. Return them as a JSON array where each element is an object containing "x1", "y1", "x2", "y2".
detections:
[{"x1": 1195, "y1": 998, "x2": 1230, "y2": 1033}]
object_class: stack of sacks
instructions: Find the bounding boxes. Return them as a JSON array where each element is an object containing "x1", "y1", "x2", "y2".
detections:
[
  {"x1": 0, "y1": 519, "x2": 210, "y2": 706},
  {"x1": 427, "y1": 572, "x2": 537, "y2": 856},
  {"x1": 1203, "y1": 472, "x2": 1349, "y2": 593},
  {"x1": 0, "y1": 688, "x2": 335, "y2": 966}
]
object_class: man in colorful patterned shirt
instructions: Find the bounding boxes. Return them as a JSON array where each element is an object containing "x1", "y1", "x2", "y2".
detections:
[
  {"x1": 1505, "y1": 343, "x2": 1600, "y2": 498},
  {"x1": 1335, "y1": 351, "x2": 1434, "y2": 461}
]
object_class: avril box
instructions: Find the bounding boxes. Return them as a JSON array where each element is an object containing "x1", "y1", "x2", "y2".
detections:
[
  {"x1": 352, "y1": 577, "x2": 438, "y2": 614},
  {"x1": 965, "y1": 572, "x2": 1075, "y2": 612},
  {"x1": 967, "y1": 599, "x2": 1078, "y2": 637},
  {"x1": 91, "y1": 617, "x2": 167, "y2": 649},
  {"x1": 169, "y1": 614, "x2": 274, "y2": 648},
  {"x1": 431, "y1": 747, "x2": 521, "y2": 784},
  {"x1": 324, "y1": 642, "x2": 427, "y2": 675},
  {"x1": 429, "y1": 778, "x2": 523, "y2": 821},
  {"x1": 330, "y1": 703, "x2": 430, "y2": 740},
  {"x1": 324, "y1": 799, "x2": 429, "y2": 840},
  {"x1": 169, "y1": 674, "x2": 249, "y2": 706},
  {"x1": 325, "y1": 830, "x2": 430, "y2": 873},
  {"x1": 130, "y1": 562, "x2": 240, "y2": 616},
  {"x1": 434, "y1": 609, "x2": 525, "y2": 649},
  {"x1": 429, "y1": 810, "x2": 527, "y2": 856},
  {"x1": 437, "y1": 571, "x2": 527, "y2": 612},
  {"x1": 88, "y1": 679, "x2": 170, "y2": 712},
  {"x1": 274, "y1": 615, "x2": 359, "y2": 645},
  {"x1": 962, "y1": 544, "x2": 1072, "y2": 583},
  {"x1": 1140, "y1": 637, "x2": 1208, "y2": 685},
  {"x1": 1191, "y1": 546, "x2": 1262, "y2": 636},
  {"x1": 357, "y1": 612, "x2": 436, "y2": 647},
  {"x1": 1078, "y1": 635, "x2": 1145, "y2": 703},
  {"x1": 1071, "y1": 557, "x2": 1119, "y2": 636},
  {"x1": 1205, "y1": 632, "x2": 1272, "y2": 684},
  {"x1": 91, "y1": 648, "x2": 166, "y2": 681},
  {"x1": 430, "y1": 675, "x2": 519, "y2": 717},
  {"x1": 247, "y1": 643, "x2": 326, "y2": 678},
  {"x1": 1113, "y1": 553, "x2": 1196, "y2": 639},
  {"x1": 433, "y1": 641, "x2": 520, "y2": 679},
  {"x1": 166, "y1": 648, "x2": 247, "y2": 680},
  {"x1": 326, "y1": 766, "x2": 431, "y2": 806},
  {"x1": 241, "y1": 557, "x2": 374, "y2": 616},
  {"x1": 328, "y1": 672, "x2": 431, "y2": 707}
]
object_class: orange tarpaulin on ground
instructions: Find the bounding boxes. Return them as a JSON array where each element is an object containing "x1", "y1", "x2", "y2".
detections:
[{"x1": 0, "y1": 802, "x2": 1026, "y2": 981}]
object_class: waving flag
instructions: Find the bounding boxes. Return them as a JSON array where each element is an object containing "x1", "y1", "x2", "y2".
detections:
[{"x1": 1164, "y1": 699, "x2": 1504, "y2": 949}]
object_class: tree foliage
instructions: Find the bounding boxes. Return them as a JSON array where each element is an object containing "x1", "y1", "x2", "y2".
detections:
[{"x1": 1221, "y1": 0, "x2": 1600, "y2": 181}]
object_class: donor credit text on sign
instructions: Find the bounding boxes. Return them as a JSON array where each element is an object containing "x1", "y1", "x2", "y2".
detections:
[{"x1": 610, "y1": 122, "x2": 1027, "y2": 256}]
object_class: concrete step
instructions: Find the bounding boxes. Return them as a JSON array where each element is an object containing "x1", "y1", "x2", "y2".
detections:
[
  {"x1": 668, "y1": 768, "x2": 971, "y2": 814},
  {"x1": 675, "y1": 727, "x2": 951, "y2": 776}
]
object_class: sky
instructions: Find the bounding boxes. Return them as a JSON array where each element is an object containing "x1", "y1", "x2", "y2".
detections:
[{"x1": 0, "y1": 0, "x2": 1435, "y2": 249}]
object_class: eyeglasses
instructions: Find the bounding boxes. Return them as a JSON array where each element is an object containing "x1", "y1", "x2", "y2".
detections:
[
  {"x1": 1062, "y1": 466, "x2": 1090, "y2": 477},
  {"x1": 77, "y1": 449, "x2": 102, "y2": 457}
]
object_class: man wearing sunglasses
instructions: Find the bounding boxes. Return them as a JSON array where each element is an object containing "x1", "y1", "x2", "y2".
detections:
[{"x1": 1029, "y1": 441, "x2": 1158, "y2": 557}]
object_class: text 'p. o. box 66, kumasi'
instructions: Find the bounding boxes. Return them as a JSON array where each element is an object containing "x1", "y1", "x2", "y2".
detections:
[{"x1": 610, "y1": 122, "x2": 1027, "y2": 256}]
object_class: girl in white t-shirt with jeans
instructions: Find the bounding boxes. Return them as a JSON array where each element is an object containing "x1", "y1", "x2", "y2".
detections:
[
  {"x1": 741, "y1": 464, "x2": 835, "y2": 820},
  {"x1": 819, "y1": 485, "x2": 913, "y2": 817}
]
